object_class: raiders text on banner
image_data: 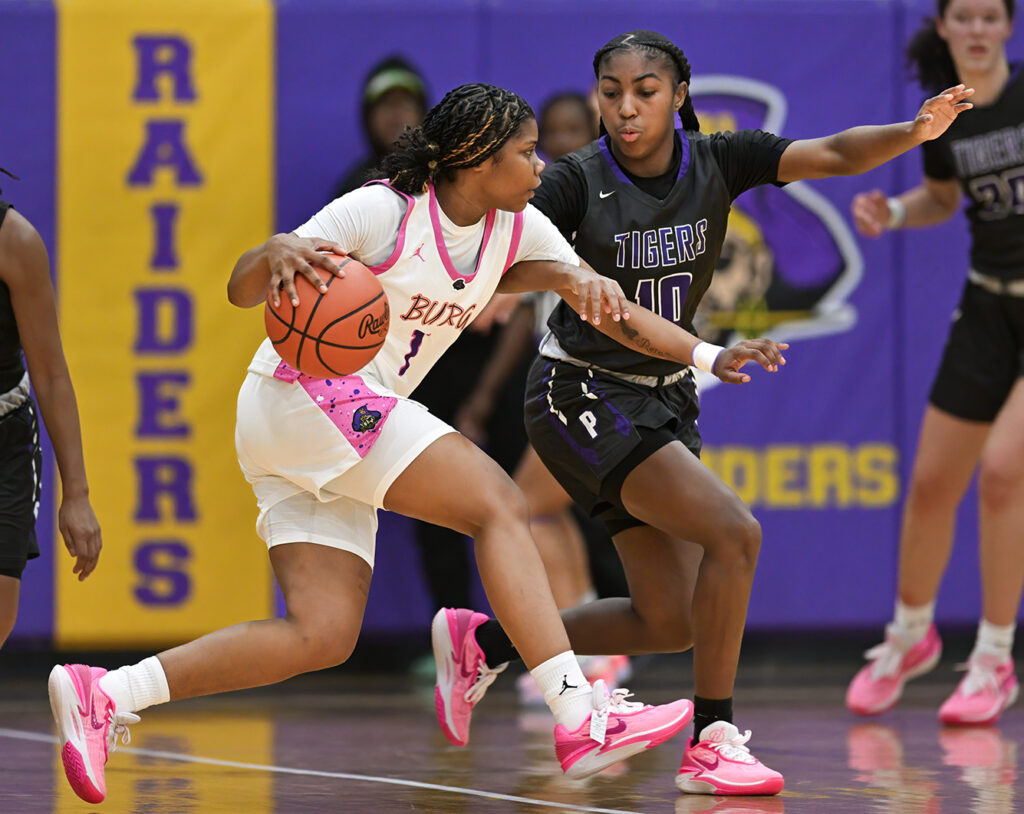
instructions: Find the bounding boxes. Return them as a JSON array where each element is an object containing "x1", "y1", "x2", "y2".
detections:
[{"x1": 56, "y1": 0, "x2": 274, "y2": 647}]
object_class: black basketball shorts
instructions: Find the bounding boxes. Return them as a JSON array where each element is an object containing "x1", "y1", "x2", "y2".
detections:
[
  {"x1": 0, "y1": 400, "x2": 42, "y2": 579},
  {"x1": 524, "y1": 356, "x2": 702, "y2": 536},
  {"x1": 929, "y1": 279, "x2": 1024, "y2": 423}
]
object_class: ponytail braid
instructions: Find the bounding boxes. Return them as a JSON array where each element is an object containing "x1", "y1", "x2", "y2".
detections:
[{"x1": 380, "y1": 83, "x2": 534, "y2": 194}]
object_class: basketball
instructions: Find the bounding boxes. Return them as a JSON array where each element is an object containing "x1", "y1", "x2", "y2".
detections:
[{"x1": 264, "y1": 254, "x2": 389, "y2": 378}]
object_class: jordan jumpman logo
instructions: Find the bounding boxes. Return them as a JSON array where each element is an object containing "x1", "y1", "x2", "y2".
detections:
[
  {"x1": 411, "y1": 243, "x2": 427, "y2": 262},
  {"x1": 558, "y1": 675, "x2": 580, "y2": 695}
]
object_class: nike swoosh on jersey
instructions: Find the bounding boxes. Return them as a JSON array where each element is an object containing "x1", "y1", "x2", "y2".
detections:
[{"x1": 598, "y1": 190, "x2": 615, "y2": 199}]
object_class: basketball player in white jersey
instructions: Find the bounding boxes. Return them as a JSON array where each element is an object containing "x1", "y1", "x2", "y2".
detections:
[{"x1": 48, "y1": 83, "x2": 788, "y2": 804}]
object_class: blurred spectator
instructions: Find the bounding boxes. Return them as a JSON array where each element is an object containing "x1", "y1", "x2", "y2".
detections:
[{"x1": 332, "y1": 56, "x2": 428, "y2": 199}]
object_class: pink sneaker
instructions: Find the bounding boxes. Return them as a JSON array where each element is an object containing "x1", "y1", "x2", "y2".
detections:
[
  {"x1": 938, "y1": 654, "x2": 1019, "y2": 725},
  {"x1": 555, "y1": 679, "x2": 693, "y2": 779},
  {"x1": 846, "y1": 624, "x2": 941, "y2": 715},
  {"x1": 432, "y1": 608, "x2": 507, "y2": 746},
  {"x1": 675, "y1": 722, "x2": 784, "y2": 795},
  {"x1": 48, "y1": 664, "x2": 139, "y2": 804}
]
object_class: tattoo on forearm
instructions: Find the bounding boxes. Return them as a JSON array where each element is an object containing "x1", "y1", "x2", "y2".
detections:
[{"x1": 614, "y1": 323, "x2": 674, "y2": 360}]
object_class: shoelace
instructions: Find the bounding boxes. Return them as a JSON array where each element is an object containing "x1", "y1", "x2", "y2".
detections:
[
  {"x1": 705, "y1": 729, "x2": 758, "y2": 765},
  {"x1": 106, "y1": 711, "x2": 141, "y2": 751},
  {"x1": 464, "y1": 661, "x2": 508, "y2": 704},
  {"x1": 604, "y1": 688, "x2": 645, "y2": 715},
  {"x1": 864, "y1": 624, "x2": 919, "y2": 679},
  {"x1": 953, "y1": 661, "x2": 1001, "y2": 697}
]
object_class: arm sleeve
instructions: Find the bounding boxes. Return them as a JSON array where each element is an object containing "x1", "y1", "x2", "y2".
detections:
[
  {"x1": 514, "y1": 205, "x2": 581, "y2": 266},
  {"x1": 922, "y1": 137, "x2": 956, "y2": 181},
  {"x1": 709, "y1": 129, "x2": 794, "y2": 199},
  {"x1": 529, "y1": 157, "x2": 589, "y2": 242},
  {"x1": 292, "y1": 184, "x2": 406, "y2": 266}
]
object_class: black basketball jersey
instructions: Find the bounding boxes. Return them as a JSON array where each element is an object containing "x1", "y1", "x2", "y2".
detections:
[
  {"x1": 923, "y1": 63, "x2": 1024, "y2": 279},
  {"x1": 533, "y1": 129, "x2": 790, "y2": 377},
  {"x1": 0, "y1": 200, "x2": 25, "y2": 394}
]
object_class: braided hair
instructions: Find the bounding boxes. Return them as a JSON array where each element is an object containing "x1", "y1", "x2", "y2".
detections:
[
  {"x1": 592, "y1": 30, "x2": 701, "y2": 132},
  {"x1": 380, "y1": 83, "x2": 534, "y2": 194},
  {"x1": 907, "y1": 0, "x2": 1015, "y2": 92}
]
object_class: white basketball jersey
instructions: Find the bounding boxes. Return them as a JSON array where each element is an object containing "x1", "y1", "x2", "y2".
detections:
[{"x1": 248, "y1": 183, "x2": 525, "y2": 398}]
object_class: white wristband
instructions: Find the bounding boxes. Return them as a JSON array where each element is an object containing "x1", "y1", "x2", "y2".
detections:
[
  {"x1": 886, "y1": 197, "x2": 907, "y2": 230},
  {"x1": 692, "y1": 341, "x2": 725, "y2": 374}
]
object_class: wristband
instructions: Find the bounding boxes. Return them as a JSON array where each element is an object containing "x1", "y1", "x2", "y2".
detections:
[
  {"x1": 692, "y1": 341, "x2": 725, "y2": 374},
  {"x1": 886, "y1": 197, "x2": 907, "y2": 230}
]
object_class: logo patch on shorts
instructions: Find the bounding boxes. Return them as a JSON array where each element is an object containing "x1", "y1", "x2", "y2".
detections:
[{"x1": 352, "y1": 405, "x2": 382, "y2": 433}]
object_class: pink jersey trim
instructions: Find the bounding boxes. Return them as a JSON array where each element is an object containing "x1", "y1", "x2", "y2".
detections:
[
  {"x1": 362, "y1": 180, "x2": 415, "y2": 274},
  {"x1": 501, "y1": 210, "x2": 525, "y2": 275},
  {"x1": 427, "y1": 182, "x2": 496, "y2": 284},
  {"x1": 273, "y1": 361, "x2": 397, "y2": 458}
]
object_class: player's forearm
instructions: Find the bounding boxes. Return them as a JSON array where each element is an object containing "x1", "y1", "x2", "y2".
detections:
[
  {"x1": 895, "y1": 185, "x2": 960, "y2": 228},
  {"x1": 818, "y1": 123, "x2": 923, "y2": 176},
  {"x1": 589, "y1": 302, "x2": 702, "y2": 366},
  {"x1": 31, "y1": 373, "x2": 90, "y2": 498},
  {"x1": 497, "y1": 259, "x2": 577, "y2": 294}
]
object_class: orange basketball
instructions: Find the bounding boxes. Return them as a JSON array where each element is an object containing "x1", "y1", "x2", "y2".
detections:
[{"x1": 264, "y1": 254, "x2": 389, "y2": 378}]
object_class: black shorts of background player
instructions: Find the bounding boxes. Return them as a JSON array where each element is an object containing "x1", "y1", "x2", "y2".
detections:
[
  {"x1": 0, "y1": 190, "x2": 101, "y2": 648},
  {"x1": 453, "y1": 29, "x2": 974, "y2": 796},
  {"x1": 846, "y1": 0, "x2": 1024, "y2": 726}
]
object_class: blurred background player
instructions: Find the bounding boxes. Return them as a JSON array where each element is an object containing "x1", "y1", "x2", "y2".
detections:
[
  {"x1": 846, "y1": 0, "x2": 1023, "y2": 726},
  {"x1": 332, "y1": 56, "x2": 429, "y2": 198},
  {"x1": 453, "y1": 89, "x2": 632, "y2": 703},
  {"x1": 0, "y1": 181, "x2": 101, "y2": 649}
]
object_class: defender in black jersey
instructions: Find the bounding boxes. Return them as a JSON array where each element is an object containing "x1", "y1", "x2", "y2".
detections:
[
  {"x1": 846, "y1": 0, "x2": 1023, "y2": 726},
  {"x1": 458, "y1": 29, "x2": 974, "y2": 795},
  {"x1": 0, "y1": 196, "x2": 101, "y2": 648}
]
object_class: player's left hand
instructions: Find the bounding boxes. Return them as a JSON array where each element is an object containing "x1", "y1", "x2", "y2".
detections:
[
  {"x1": 714, "y1": 338, "x2": 789, "y2": 384},
  {"x1": 568, "y1": 268, "x2": 631, "y2": 326},
  {"x1": 912, "y1": 84, "x2": 974, "y2": 141},
  {"x1": 58, "y1": 495, "x2": 102, "y2": 581}
]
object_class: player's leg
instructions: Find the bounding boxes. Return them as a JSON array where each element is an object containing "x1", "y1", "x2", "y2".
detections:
[
  {"x1": 939, "y1": 376, "x2": 1024, "y2": 724},
  {"x1": 385, "y1": 430, "x2": 693, "y2": 775},
  {"x1": 0, "y1": 573, "x2": 18, "y2": 648},
  {"x1": 514, "y1": 445, "x2": 591, "y2": 608}
]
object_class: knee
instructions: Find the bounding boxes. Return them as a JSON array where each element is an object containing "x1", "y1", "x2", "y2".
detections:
[
  {"x1": 469, "y1": 479, "x2": 531, "y2": 537},
  {"x1": 710, "y1": 506, "x2": 761, "y2": 571},
  {"x1": 978, "y1": 455, "x2": 1022, "y2": 514},
  {"x1": 633, "y1": 604, "x2": 694, "y2": 653},
  {"x1": 906, "y1": 462, "x2": 962, "y2": 510},
  {"x1": 291, "y1": 618, "x2": 358, "y2": 672}
]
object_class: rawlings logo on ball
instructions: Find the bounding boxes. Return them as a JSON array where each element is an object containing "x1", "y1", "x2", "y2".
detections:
[{"x1": 359, "y1": 303, "x2": 389, "y2": 339}]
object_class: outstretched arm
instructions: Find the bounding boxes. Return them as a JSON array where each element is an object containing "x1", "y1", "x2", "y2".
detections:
[
  {"x1": 1, "y1": 209, "x2": 100, "y2": 580},
  {"x1": 501, "y1": 259, "x2": 787, "y2": 384},
  {"x1": 778, "y1": 85, "x2": 974, "y2": 182}
]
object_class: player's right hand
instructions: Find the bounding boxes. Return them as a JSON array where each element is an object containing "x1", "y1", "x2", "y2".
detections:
[
  {"x1": 851, "y1": 189, "x2": 891, "y2": 238},
  {"x1": 58, "y1": 495, "x2": 102, "y2": 581},
  {"x1": 714, "y1": 338, "x2": 788, "y2": 384},
  {"x1": 265, "y1": 234, "x2": 347, "y2": 307}
]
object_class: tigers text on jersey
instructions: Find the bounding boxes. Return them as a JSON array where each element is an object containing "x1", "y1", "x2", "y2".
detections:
[
  {"x1": 533, "y1": 129, "x2": 789, "y2": 378},
  {"x1": 247, "y1": 182, "x2": 577, "y2": 397},
  {"x1": 923, "y1": 63, "x2": 1024, "y2": 278}
]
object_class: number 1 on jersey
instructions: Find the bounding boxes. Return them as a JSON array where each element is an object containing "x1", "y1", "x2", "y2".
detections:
[{"x1": 634, "y1": 272, "x2": 693, "y2": 323}]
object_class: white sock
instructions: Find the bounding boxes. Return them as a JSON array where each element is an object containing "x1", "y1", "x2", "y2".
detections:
[
  {"x1": 971, "y1": 618, "x2": 1015, "y2": 661},
  {"x1": 531, "y1": 651, "x2": 593, "y2": 731},
  {"x1": 891, "y1": 599, "x2": 935, "y2": 644},
  {"x1": 98, "y1": 656, "x2": 170, "y2": 714},
  {"x1": 577, "y1": 588, "x2": 598, "y2": 605}
]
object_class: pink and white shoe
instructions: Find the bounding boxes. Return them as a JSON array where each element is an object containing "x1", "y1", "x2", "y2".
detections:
[
  {"x1": 432, "y1": 608, "x2": 507, "y2": 746},
  {"x1": 555, "y1": 679, "x2": 692, "y2": 779},
  {"x1": 846, "y1": 624, "x2": 941, "y2": 716},
  {"x1": 675, "y1": 721, "x2": 784, "y2": 796},
  {"x1": 48, "y1": 664, "x2": 140, "y2": 804},
  {"x1": 938, "y1": 654, "x2": 1019, "y2": 725}
]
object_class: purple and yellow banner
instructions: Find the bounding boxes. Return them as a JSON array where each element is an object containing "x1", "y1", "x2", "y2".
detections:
[{"x1": 55, "y1": 0, "x2": 274, "y2": 647}]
